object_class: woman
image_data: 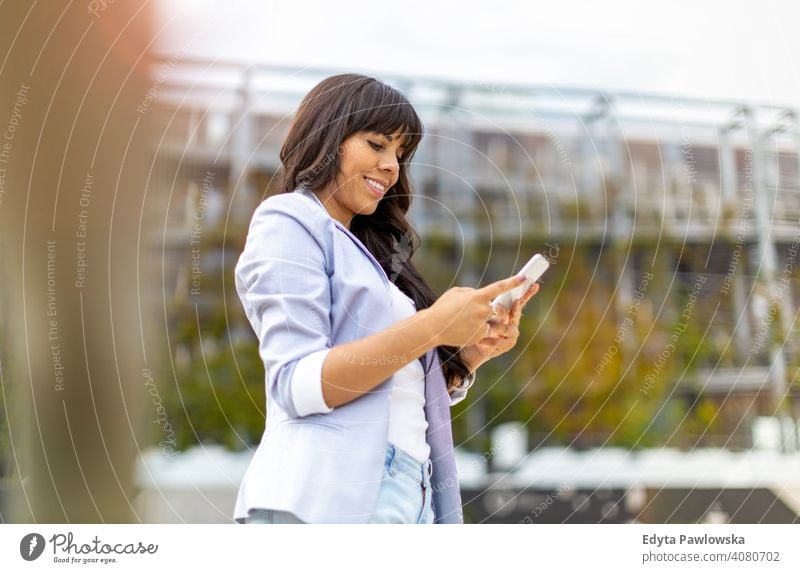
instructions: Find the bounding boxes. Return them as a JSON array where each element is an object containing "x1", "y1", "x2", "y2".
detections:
[{"x1": 233, "y1": 74, "x2": 539, "y2": 524}]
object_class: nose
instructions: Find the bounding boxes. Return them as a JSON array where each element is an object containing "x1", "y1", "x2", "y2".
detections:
[{"x1": 378, "y1": 155, "x2": 399, "y2": 181}]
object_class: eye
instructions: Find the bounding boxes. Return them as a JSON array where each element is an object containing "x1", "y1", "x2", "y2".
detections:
[{"x1": 368, "y1": 138, "x2": 403, "y2": 161}]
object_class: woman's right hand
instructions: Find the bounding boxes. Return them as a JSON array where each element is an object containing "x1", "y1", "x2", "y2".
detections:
[{"x1": 424, "y1": 275, "x2": 527, "y2": 348}]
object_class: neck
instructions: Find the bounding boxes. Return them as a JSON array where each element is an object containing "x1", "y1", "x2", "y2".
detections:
[{"x1": 312, "y1": 186, "x2": 353, "y2": 230}]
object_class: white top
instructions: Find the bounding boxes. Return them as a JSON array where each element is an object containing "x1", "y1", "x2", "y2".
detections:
[{"x1": 385, "y1": 281, "x2": 431, "y2": 464}]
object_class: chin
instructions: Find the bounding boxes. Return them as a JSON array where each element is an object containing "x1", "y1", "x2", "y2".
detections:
[{"x1": 357, "y1": 200, "x2": 381, "y2": 216}]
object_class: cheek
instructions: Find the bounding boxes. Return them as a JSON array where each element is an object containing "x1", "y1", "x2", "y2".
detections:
[{"x1": 336, "y1": 143, "x2": 362, "y2": 178}]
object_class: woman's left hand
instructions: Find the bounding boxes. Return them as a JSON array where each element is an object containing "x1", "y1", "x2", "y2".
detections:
[{"x1": 461, "y1": 282, "x2": 540, "y2": 370}]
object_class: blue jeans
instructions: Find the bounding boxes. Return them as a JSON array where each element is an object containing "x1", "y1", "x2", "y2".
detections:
[
  {"x1": 244, "y1": 442, "x2": 434, "y2": 524},
  {"x1": 368, "y1": 442, "x2": 435, "y2": 524}
]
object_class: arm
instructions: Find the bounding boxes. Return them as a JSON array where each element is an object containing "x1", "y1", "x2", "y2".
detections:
[
  {"x1": 320, "y1": 308, "x2": 441, "y2": 409},
  {"x1": 325, "y1": 274, "x2": 537, "y2": 409}
]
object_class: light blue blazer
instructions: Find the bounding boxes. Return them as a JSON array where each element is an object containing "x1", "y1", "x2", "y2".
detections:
[{"x1": 233, "y1": 186, "x2": 470, "y2": 524}]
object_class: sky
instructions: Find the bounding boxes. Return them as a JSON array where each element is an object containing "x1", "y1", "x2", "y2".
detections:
[{"x1": 154, "y1": 0, "x2": 799, "y2": 108}]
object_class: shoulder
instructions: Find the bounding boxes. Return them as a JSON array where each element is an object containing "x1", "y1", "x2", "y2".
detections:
[
  {"x1": 248, "y1": 190, "x2": 334, "y2": 251},
  {"x1": 254, "y1": 189, "x2": 327, "y2": 226}
]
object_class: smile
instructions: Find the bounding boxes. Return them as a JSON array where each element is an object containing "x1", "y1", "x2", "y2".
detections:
[{"x1": 364, "y1": 176, "x2": 386, "y2": 197}]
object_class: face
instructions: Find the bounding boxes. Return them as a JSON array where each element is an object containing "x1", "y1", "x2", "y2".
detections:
[{"x1": 315, "y1": 129, "x2": 407, "y2": 229}]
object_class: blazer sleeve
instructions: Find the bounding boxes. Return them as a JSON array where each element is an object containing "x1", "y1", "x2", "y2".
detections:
[
  {"x1": 235, "y1": 202, "x2": 335, "y2": 419},
  {"x1": 449, "y1": 371, "x2": 475, "y2": 406}
]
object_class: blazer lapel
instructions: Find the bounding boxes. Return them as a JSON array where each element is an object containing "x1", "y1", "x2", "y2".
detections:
[
  {"x1": 424, "y1": 349, "x2": 464, "y2": 524},
  {"x1": 296, "y1": 187, "x2": 389, "y2": 286}
]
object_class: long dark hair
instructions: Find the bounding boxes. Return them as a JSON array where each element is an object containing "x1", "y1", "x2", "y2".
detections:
[{"x1": 278, "y1": 73, "x2": 470, "y2": 391}]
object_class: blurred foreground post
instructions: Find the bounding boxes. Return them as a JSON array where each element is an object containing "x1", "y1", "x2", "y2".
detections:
[{"x1": 0, "y1": 2, "x2": 156, "y2": 521}]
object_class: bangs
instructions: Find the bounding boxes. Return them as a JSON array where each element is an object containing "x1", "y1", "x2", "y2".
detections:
[{"x1": 345, "y1": 80, "x2": 424, "y2": 158}]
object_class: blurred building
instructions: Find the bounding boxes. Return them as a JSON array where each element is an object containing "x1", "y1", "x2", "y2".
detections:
[
  {"x1": 146, "y1": 55, "x2": 800, "y2": 454},
  {"x1": 132, "y1": 57, "x2": 800, "y2": 522}
]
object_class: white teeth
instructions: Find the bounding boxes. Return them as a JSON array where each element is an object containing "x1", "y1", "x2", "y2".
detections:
[{"x1": 365, "y1": 177, "x2": 385, "y2": 192}]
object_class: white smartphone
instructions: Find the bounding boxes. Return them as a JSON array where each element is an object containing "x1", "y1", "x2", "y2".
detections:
[{"x1": 492, "y1": 253, "x2": 550, "y2": 310}]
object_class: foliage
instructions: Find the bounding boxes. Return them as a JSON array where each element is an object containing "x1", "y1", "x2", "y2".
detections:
[
  {"x1": 155, "y1": 265, "x2": 266, "y2": 452},
  {"x1": 435, "y1": 240, "x2": 733, "y2": 451},
  {"x1": 148, "y1": 228, "x2": 784, "y2": 454}
]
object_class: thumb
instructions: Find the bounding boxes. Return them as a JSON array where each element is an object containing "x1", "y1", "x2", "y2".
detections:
[{"x1": 479, "y1": 274, "x2": 526, "y2": 299}]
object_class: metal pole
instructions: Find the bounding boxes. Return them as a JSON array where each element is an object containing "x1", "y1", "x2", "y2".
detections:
[{"x1": 746, "y1": 108, "x2": 793, "y2": 452}]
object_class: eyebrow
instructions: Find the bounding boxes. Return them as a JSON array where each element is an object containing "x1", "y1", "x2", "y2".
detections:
[{"x1": 383, "y1": 133, "x2": 407, "y2": 150}]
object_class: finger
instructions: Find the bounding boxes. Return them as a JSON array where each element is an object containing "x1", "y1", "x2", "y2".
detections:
[
  {"x1": 485, "y1": 323, "x2": 508, "y2": 338},
  {"x1": 488, "y1": 304, "x2": 510, "y2": 325},
  {"x1": 521, "y1": 283, "x2": 540, "y2": 304},
  {"x1": 478, "y1": 274, "x2": 527, "y2": 300},
  {"x1": 515, "y1": 285, "x2": 538, "y2": 316},
  {"x1": 476, "y1": 339, "x2": 502, "y2": 355},
  {"x1": 499, "y1": 322, "x2": 513, "y2": 335},
  {"x1": 493, "y1": 323, "x2": 510, "y2": 336},
  {"x1": 509, "y1": 298, "x2": 522, "y2": 320},
  {"x1": 481, "y1": 337, "x2": 503, "y2": 349}
]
